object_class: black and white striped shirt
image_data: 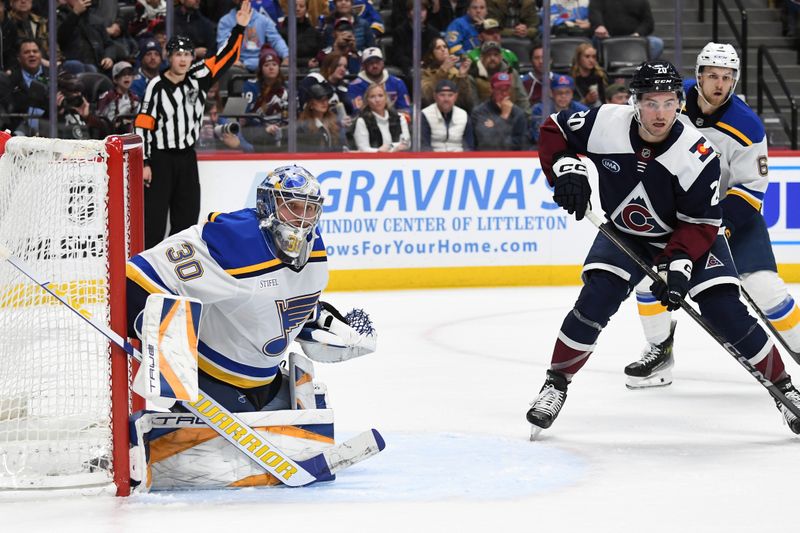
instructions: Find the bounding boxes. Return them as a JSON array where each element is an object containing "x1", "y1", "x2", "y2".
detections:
[{"x1": 134, "y1": 25, "x2": 244, "y2": 161}]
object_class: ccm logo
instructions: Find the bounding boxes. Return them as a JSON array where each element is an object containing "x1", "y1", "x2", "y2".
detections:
[{"x1": 602, "y1": 159, "x2": 620, "y2": 173}]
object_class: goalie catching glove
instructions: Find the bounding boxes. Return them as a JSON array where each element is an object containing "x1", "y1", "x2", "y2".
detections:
[{"x1": 296, "y1": 301, "x2": 377, "y2": 363}]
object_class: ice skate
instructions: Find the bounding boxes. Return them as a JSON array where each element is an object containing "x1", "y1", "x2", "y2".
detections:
[
  {"x1": 775, "y1": 378, "x2": 800, "y2": 434},
  {"x1": 527, "y1": 370, "x2": 569, "y2": 440},
  {"x1": 624, "y1": 320, "x2": 676, "y2": 389}
]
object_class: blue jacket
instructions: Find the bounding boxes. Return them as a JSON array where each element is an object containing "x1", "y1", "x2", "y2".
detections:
[
  {"x1": 349, "y1": 71, "x2": 412, "y2": 113},
  {"x1": 217, "y1": 9, "x2": 288, "y2": 71},
  {"x1": 445, "y1": 15, "x2": 480, "y2": 55}
]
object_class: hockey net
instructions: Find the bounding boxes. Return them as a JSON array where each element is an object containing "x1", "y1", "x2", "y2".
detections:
[{"x1": 0, "y1": 133, "x2": 143, "y2": 495}]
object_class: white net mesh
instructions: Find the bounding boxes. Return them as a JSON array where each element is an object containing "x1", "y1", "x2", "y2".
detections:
[{"x1": 0, "y1": 137, "x2": 115, "y2": 489}]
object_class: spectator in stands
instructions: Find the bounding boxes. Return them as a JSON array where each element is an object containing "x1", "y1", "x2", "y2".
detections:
[
  {"x1": 252, "y1": 0, "x2": 283, "y2": 24},
  {"x1": 604, "y1": 82, "x2": 629, "y2": 104},
  {"x1": 391, "y1": 0, "x2": 455, "y2": 31},
  {"x1": 471, "y1": 71, "x2": 527, "y2": 150},
  {"x1": 322, "y1": 0, "x2": 374, "y2": 51},
  {"x1": 589, "y1": 0, "x2": 663, "y2": 59},
  {"x1": 469, "y1": 41, "x2": 530, "y2": 117},
  {"x1": 421, "y1": 79, "x2": 474, "y2": 151},
  {"x1": 548, "y1": 0, "x2": 591, "y2": 37},
  {"x1": 315, "y1": 18, "x2": 361, "y2": 76},
  {"x1": 421, "y1": 36, "x2": 475, "y2": 112},
  {"x1": 466, "y1": 18, "x2": 519, "y2": 71},
  {"x1": 105, "y1": 18, "x2": 139, "y2": 63},
  {"x1": 327, "y1": 0, "x2": 384, "y2": 37},
  {"x1": 6, "y1": 38, "x2": 48, "y2": 134},
  {"x1": 389, "y1": 0, "x2": 440, "y2": 78},
  {"x1": 56, "y1": 71, "x2": 106, "y2": 139},
  {"x1": 0, "y1": 2, "x2": 18, "y2": 72},
  {"x1": 297, "y1": 82, "x2": 346, "y2": 152},
  {"x1": 218, "y1": 0, "x2": 289, "y2": 71},
  {"x1": 198, "y1": 97, "x2": 252, "y2": 152},
  {"x1": 487, "y1": 0, "x2": 539, "y2": 39},
  {"x1": 130, "y1": 39, "x2": 164, "y2": 100},
  {"x1": 175, "y1": 0, "x2": 217, "y2": 59},
  {"x1": 86, "y1": 0, "x2": 118, "y2": 28},
  {"x1": 97, "y1": 60, "x2": 139, "y2": 133},
  {"x1": 570, "y1": 42, "x2": 607, "y2": 107},
  {"x1": 445, "y1": 0, "x2": 486, "y2": 55},
  {"x1": 521, "y1": 40, "x2": 545, "y2": 106},
  {"x1": 57, "y1": 0, "x2": 118, "y2": 74},
  {"x1": 9, "y1": 0, "x2": 53, "y2": 67},
  {"x1": 241, "y1": 46, "x2": 288, "y2": 144},
  {"x1": 353, "y1": 83, "x2": 411, "y2": 152},
  {"x1": 278, "y1": 0, "x2": 322, "y2": 67},
  {"x1": 529, "y1": 73, "x2": 587, "y2": 143},
  {"x1": 301, "y1": 51, "x2": 354, "y2": 117},
  {"x1": 349, "y1": 47, "x2": 412, "y2": 115},
  {"x1": 129, "y1": 0, "x2": 165, "y2": 38}
]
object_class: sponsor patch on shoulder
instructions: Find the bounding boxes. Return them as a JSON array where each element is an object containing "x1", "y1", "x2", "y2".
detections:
[
  {"x1": 690, "y1": 136, "x2": 715, "y2": 162},
  {"x1": 601, "y1": 158, "x2": 620, "y2": 173}
]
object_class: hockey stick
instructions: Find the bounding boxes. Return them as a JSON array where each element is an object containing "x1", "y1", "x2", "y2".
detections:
[
  {"x1": 739, "y1": 287, "x2": 800, "y2": 365},
  {"x1": 0, "y1": 244, "x2": 385, "y2": 486},
  {"x1": 584, "y1": 210, "x2": 800, "y2": 418}
]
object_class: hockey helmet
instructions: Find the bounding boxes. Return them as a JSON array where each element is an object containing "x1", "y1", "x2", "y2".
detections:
[
  {"x1": 629, "y1": 60, "x2": 683, "y2": 97},
  {"x1": 695, "y1": 42, "x2": 740, "y2": 103},
  {"x1": 166, "y1": 35, "x2": 194, "y2": 56},
  {"x1": 256, "y1": 165, "x2": 324, "y2": 268}
]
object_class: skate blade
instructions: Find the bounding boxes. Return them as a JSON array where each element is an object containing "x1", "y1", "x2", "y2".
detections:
[
  {"x1": 625, "y1": 372, "x2": 673, "y2": 390},
  {"x1": 530, "y1": 425, "x2": 544, "y2": 441}
]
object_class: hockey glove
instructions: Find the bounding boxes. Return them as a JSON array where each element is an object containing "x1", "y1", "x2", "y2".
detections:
[
  {"x1": 552, "y1": 153, "x2": 591, "y2": 221},
  {"x1": 296, "y1": 301, "x2": 377, "y2": 363},
  {"x1": 650, "y1": 253, "x2": 693, "y2": 312}
]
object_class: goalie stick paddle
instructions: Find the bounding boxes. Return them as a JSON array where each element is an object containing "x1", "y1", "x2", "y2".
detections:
[
  {"x1": 0, "y1": 244, "x2": 385, "y2": 486},
  {"x1": 583, "y1": 210, "x2": 800, "y2": 419}
]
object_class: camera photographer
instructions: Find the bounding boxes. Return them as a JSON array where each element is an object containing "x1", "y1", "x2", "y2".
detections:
[
  {"x1": 56, "y1": 71, "x2": 107, "y2": 139},
  {"x1": 315, "y1": 18, "x2": 361, "y2": 76},
  {"x1": 198, "y1": 99, "x2": 251, "y2": 152}
]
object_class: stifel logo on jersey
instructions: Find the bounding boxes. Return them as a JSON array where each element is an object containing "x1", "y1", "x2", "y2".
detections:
[{"x1": 690, "y1": 137, "x2": 715, "y2": 162}]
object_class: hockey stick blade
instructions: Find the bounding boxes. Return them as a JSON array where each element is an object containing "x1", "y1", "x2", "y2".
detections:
[
  {"x1": 740, "y1": 287, "x2": 800, "y2": 365},
  {"x1": 0, "y1": 248, "x2": 333, "y2": 487},
  {"x1": 584, "y1": 210, "x2": 800, "y2": 420},
  {"x1": 297, "y1": 429, "x2": 386, "y2": 479}
]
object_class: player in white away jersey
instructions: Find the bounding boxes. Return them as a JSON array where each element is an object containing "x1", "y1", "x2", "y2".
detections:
[
  {"x1": 625, "y1": 43, "x2": 800, "y2": 390},
  {"x1": 126, "y1": 165, "x2": 375, "y2": 412}
]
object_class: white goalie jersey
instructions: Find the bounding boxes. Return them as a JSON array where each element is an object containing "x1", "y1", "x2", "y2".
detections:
[{"x1": 127, "y1": 208, "x2": 329, "y2": 389}]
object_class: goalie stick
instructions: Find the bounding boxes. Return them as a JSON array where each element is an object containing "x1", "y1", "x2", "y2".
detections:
[
  {"x1": 0, "y1": 244, "x2": 385, "y2": 487},
  {"x1": 584, "y1": 210, "x2": 800, "y2": 419},
  {"x1": 739, "y1": 287, "x2": 800, "y2": 365}
]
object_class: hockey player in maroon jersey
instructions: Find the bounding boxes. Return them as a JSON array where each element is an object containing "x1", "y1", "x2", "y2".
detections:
[{"x1": 526, "y1": 60, "x2": 800, "y2": 438}]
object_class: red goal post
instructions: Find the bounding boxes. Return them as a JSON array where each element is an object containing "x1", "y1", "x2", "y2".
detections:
[{"x1": 0, "y1": 132, "x2": 144, "y2": 496}]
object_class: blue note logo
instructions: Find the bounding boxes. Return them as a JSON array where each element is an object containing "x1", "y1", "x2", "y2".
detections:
[
  {"x1": 601, "y1": 159, "x2": 620, "y2": 173},
  {"x1": 262, "y1": 291, "x2": 320, "y2": 356}
]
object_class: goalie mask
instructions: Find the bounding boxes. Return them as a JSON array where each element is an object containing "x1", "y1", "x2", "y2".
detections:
[
  {"x1": 256, "y1": 165, "x2": 324, "y2": 268},
  {"x1": 695, "y1": 42, "x2": 740, "y2": 106},
  {"x1": 629, "y1": 60, "x2": 684, "y2": 133}
]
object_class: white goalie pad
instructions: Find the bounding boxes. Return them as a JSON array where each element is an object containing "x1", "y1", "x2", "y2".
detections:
[
  {"x1": 132, "y1": 294, "x2": 203, "y2": 402},
  {"x1": 130, "y1": 409, "x2": 335, "y2": 491},
  {"x1": 296, "y1": 307, "x2": 377, "y2": 363}
]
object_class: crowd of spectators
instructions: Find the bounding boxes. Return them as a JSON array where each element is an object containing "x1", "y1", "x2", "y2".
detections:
[{"x1": 0, "y1": 0, "x2": 661, "y2": 152}]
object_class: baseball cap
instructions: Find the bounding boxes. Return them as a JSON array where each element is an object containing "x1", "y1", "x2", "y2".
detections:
[
  {"x1": 362, "y1": 47, "x2": 384, "y2": 62},
  {"x1": 334, "y1": 17, "x2": 354, "y2": 32},
  {"x1": 481, "y1": 18, "x2": 500, "y2": 32},
  {"x1": 112, "y1": 61, "x2": 134, "y2": 79},
  {"x1": 435, "y1": 79, "x2": 458, "y2": 93},
  {"x1": 140, "y1": 40, "x2": 161, "y2": 57},
  {"x1": 551, "y1": 74, "x2": 575, "y2": 90},
  {"x1": 490, "y1": 71, "x2": 512, "y2": 89},
  {"x1": 480, "y1": 41, "x2": 502, "y2": 55},
  {"x1": 307, "y1": 82, "x2": 334, "y2": 100}
]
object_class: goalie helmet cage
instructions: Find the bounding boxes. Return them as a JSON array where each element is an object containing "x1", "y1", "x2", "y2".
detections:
[{"x1": 0, "y1": 131, "x2": 144, "y2": 496}]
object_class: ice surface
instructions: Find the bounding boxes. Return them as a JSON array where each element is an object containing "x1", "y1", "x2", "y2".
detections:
[{"x1": 3, "y1": 286, "x2": 799, "y2": 532}]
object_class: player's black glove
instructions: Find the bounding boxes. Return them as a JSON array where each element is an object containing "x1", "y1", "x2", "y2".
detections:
[
  {"x1": 650, "y1": 252, "x2": 693, "y2": 312},
  {"x1": 552, "y1": 153, "x2": 591, "y2": 221}
]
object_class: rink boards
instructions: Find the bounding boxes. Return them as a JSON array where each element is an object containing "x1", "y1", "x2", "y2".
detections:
[{"x1": 197, "y1": 151, "x2": 800, "y2": 290}]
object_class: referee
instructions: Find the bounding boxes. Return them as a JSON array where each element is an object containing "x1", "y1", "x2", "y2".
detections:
[{"x1": 134, "y1": 0, "x2": 253, "y2": 248}]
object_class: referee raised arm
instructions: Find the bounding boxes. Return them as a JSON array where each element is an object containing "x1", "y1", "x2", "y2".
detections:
[{"x1": 134, "y1": 0, "x2": 253, "y2": 249}]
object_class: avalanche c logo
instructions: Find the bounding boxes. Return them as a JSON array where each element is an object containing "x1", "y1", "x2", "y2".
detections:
[
  {"x1": 601, "y1": 159, "x2": 620, "y2": 173},
  {"x1": 621, "y1": 204, "x2": 655, "y2": 232}
]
